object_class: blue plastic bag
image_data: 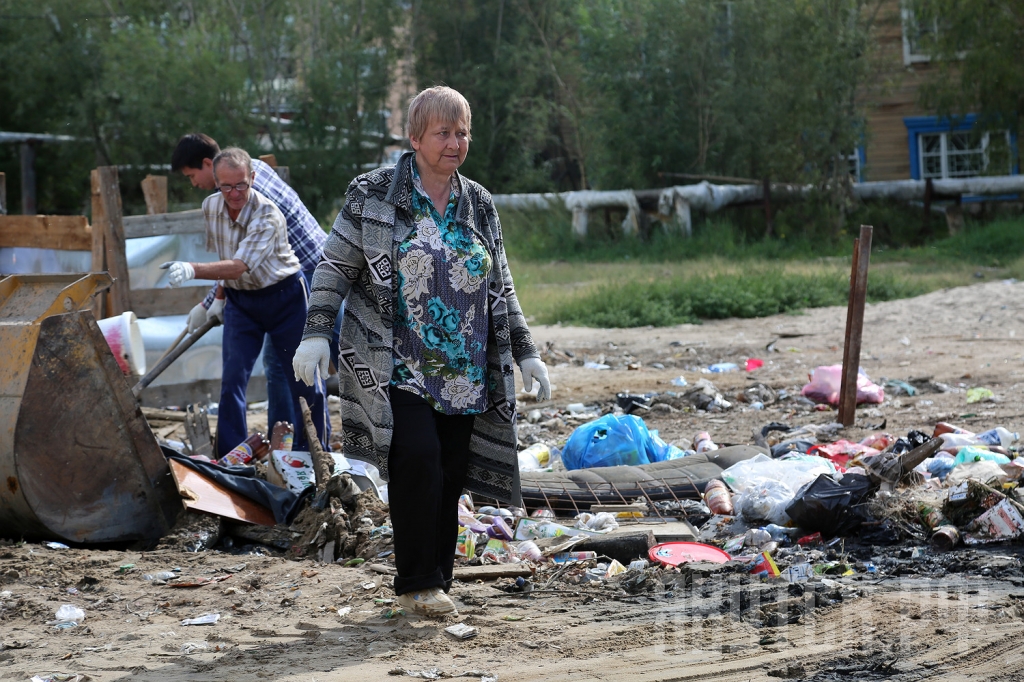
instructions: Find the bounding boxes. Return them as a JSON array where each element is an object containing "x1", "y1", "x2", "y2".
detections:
[{"x1": 562, "y1": 414, "x2": 685, "y2": 471}]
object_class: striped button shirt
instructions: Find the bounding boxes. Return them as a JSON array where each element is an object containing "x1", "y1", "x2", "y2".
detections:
[
  {"x1": 201, "y1": 158, "x2": 325, "y2": 305},
  {"x1": 202, "y1": 189, "x2": 300, "y2": 290}
]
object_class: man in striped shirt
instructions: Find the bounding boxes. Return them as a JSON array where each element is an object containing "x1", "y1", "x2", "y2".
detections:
[
  {"x1": 171, "y1": 133, "x2": 341, "y2": 431},
  {"x1": 162, "y1": 147, "x2": 327, "y2": 457}
]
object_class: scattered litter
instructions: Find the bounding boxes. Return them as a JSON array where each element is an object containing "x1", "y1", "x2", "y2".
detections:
[
  {"x1": 445, "y1": 623, "x2": 480, "y2": 639},
  {"x1": 180, "y1": 613, "x2": 220, "y2": 626},
  {"x1": 966, "y1": 387, "x2": 995, "y2": 404},
  {"x1": 44, "y1": 542, "x2": 69, "y2": 550}
]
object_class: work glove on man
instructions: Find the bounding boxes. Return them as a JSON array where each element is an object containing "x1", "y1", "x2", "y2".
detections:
[
  {"x1": 293, "y1": 336, "x2": 330, "y2": 387},
  {"x1": 187, "y1": 298, "x2": 226, "y2": 333},
  {"x1": 160, "y1": 261, "x2": 195, "y2": 287},
  {"x1": 519, "y1": 357, "x2": 551, "y2": 401},
  {"x1": 207, "y1": 297, "x2": 225, "y2": 325},
  {"x1": 186, "y1": 302, "x2": 207, "y2": 334}
]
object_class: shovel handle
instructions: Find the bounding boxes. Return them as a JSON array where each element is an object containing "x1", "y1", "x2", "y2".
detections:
[
  {"x1": 132, "y1": 318, "x2": 221, "y2": 398},
  {"x1": 153, "y1": 327, "x2": 189, "y2": 367}
]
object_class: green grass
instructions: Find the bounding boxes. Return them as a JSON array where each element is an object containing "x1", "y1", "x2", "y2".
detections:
[
  {"x1": 503, "y1": 214, "x2": 1024, "y2": 327},
  {"x1": 534, "y1": 268, "x2": 928, "y2": 327}
]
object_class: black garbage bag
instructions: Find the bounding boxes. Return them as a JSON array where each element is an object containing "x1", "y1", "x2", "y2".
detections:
[{"x1": 785, "y1": 473, "x2": 876, "y2": 538}]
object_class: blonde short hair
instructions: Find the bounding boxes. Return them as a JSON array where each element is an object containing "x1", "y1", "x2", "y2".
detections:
[
  {"x1": 212, "y1": 147, "x2": 253, "y2": 177},
  {"x1": 407, "y1": 86, "x2": 472, "y2": 142}
]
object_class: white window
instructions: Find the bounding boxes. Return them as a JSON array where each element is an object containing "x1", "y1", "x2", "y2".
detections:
[
  {"x1": 901, "y1": 7, "x2": 936, "y2": 65},
  {"x1": 918, "y1": 130, "x2": 1011, "y2": 180}
]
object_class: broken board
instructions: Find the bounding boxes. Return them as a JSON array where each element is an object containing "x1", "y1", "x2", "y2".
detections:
[{"x1": 168, "y1": 459, "x2": 275, "y2": 527}]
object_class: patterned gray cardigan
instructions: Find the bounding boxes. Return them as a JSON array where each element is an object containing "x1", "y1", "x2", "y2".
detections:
[{"x1": 302, "y1": 152, "x2": 539, "y2": 506}]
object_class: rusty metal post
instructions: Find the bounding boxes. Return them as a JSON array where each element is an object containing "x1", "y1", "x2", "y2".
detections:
[{"x1": 838, "y1": 225, "x2": 873, "y2": 426}]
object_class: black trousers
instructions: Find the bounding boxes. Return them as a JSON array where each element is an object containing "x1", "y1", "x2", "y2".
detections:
[{"x1": 388, "y1": 386, "x2": 475, "y2": 596}]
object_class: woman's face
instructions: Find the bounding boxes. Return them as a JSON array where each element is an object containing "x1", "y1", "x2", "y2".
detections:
[{"x1": 410, "y1": 118, "x2": 470, "y2": 178}]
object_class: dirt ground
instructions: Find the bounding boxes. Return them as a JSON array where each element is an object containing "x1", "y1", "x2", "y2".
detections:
[{"x1": 6, "y1": 279, "x2": 1024, "y2": 681}]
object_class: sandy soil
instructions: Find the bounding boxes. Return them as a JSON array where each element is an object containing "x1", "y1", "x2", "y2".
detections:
[{"x1": 6, "y1": 280, "x2": 1024, "y2": 681}]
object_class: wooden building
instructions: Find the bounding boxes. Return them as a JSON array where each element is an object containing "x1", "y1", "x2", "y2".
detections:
[{"x1": 862, "y1": 0, "x2": 1017, "y2": 182}]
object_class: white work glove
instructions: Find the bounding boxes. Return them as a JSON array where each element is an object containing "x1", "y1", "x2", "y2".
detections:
[
  {"x1": 519, "y1": 357, "x2": 551, "y2": 401},
  {"x1": 186, "y1": 302, "x2": 207, "y2": 334},
  {"x1": 207, "y1": 297, "x2": 225, "y2": 325},
  {"x1": 160, "y1": 261, "x2": 195, "y2": 287},
  {"x1": 293, "y1": 336, "x2": 330, "y2": 387}
]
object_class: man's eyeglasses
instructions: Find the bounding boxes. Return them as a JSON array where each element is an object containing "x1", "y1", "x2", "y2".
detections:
[{"x1": 219, "y1": 182, "x2": 251, "y2": 194}]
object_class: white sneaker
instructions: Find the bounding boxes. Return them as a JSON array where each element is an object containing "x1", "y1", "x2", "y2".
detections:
[{"x1": 396, "y1": 587, "x2": 458, "y2": 617}]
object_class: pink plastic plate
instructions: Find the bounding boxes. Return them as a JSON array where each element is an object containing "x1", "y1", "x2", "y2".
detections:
[{"x1": 648, "y1": 541, "x2": 732, "y2": 567}]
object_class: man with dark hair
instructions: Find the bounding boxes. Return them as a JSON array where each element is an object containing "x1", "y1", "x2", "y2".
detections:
[{"x1": 171, "y1": 133, "x2": 341, "y2": 432}]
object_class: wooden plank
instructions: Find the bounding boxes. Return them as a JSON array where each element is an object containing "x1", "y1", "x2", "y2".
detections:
[
  {"x1": 91, "y1": 166, "x2": 131, "y2": 315},
  {"x1": 274, "y1": 166, "x2": 291, "y2": 185},
  {"x1": 258, "y1": 154, "x2": 278, "y2": 167},
  {"x1": 169, "y1": 459, "x2": 276, "y2": 526},
  {"x1": 122, "y1": 209, "x2": 205, "y2": 239},
  {"x1": 0, "y1": 215, "x2": 91, "y2": 250},
  {"x1": 130, "y1": 285, "x2": 208, "y2": 318},
  {"x1": 838, "y1": 226, "x2": 873, "y2": 427},
  {"x1": 141, "y1": 174, "x2": 168, "y2": 215},
  {"x1": 142, "y1": 407, "x2": 187, "y2": 422},
  {"x1": 91, "y1": 175, "x2": 107, "y2": 320}
]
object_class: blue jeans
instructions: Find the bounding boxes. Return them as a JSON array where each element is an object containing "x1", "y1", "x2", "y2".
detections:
[
  {"x1": 264, "y1": 268, "x2": 343, "y2": 429},
  {"x1": 219, "y1": 273, "x2": 328, "y2": 457}
]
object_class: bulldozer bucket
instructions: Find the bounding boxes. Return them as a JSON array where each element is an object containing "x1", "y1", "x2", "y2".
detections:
[{"x1": 0, "y1": 274, "x2": 180, "y2": 543}]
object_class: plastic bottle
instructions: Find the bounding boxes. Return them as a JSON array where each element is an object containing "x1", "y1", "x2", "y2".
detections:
[
  {"x1": 939, "y1": 432, "x2": 983, "y2": 450},
  {"x1": 763, "y1": 524, "x2": 795, "y2": 542},
  {"x1": 694, "y1": 432, "x2": 719, "y2": 454},
  {"x1": 975, "y1": 427, "x2": 1019, "y2": 449},
  {"x1": 219, "y1": 432, "x2": 269, "y2": 466},
  {"x1": 933, "y1": 422, "x2": 974, "y2": 438},
  {"x1": 270, "y1": 422, "x2": 294, "y2": 451},
  {"x1": 703, "y1": 479, "x2": 733, "y2": 515}
]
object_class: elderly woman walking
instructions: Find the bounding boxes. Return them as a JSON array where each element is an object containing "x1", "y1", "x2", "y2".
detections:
[{"x1": 293, "y1": 86, "x2": 549, "y2": 617}]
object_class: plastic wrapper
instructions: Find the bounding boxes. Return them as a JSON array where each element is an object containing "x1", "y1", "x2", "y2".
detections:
[
  {"x1": 800, "y1": 365, "x2": 884, "y2": 406},
  {"x1": 807, "y1": 439, "x2": 880, "y2": 468},
  {"x1": 721, "y1": 454, "x2": 836, "y2": 494},
  {"x1": 562, "y1": 414, "x2": 685, "y2": 470},
  {"x1": 574, "y1": 512, "x2": 620, "y2": 533},
  {"x1": 784, "y1": 473, "x2": 875, "y2": 537}
]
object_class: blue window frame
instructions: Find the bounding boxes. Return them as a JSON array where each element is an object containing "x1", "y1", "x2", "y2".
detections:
[{"x1": 904, "y1": 115, "x2": 1017, "y2": 180}]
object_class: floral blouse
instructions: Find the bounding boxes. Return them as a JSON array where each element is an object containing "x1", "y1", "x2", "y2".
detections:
[{"x1": 390, "y1": 161, "x2": 493, "y2": 414}]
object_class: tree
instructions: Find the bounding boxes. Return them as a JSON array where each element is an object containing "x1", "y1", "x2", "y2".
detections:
[{"x1": 910, "y1": 0, "x2": 1023, "y2": 172}]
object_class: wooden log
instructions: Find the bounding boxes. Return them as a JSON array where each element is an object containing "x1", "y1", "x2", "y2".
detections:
[
  {"x1": 453, "y1": 564, "x2": 533, "y2": 580},
  {"x1": 122, "y1": 209, "x2": 205, "y2": 239},
  {"x1": 91, "y1": 167, "x2": 131, "y2": 316},
  {"x1": 299, "y1": 396, "x2": 332, "y2": 493},
  {"x1": 572, "y1": 530, "x2": 655, "y2": 565},
  {"x1": 141, "y1": 175, "x2": 168, "y2": 215},
  {"x1": 838, "y1": 225, "x2": 873, "y2": 427},
  {"x1": 130, "y1": 285, "x2": 208, "y2": 318},
  {"x1": 0, "y1": 215, "x2": 91, "y2": 250}
]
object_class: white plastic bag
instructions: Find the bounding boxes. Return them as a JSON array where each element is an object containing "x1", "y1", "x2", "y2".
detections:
[
  {"x1": 54, "y1": 604, "x2": 85, "y2": 623},
  {"x1": 732, "y1": 479, "x2": 796, "y2": 525},
  {"x1": 721, "y1": 454, "x2": 836, "y2": 493}
]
